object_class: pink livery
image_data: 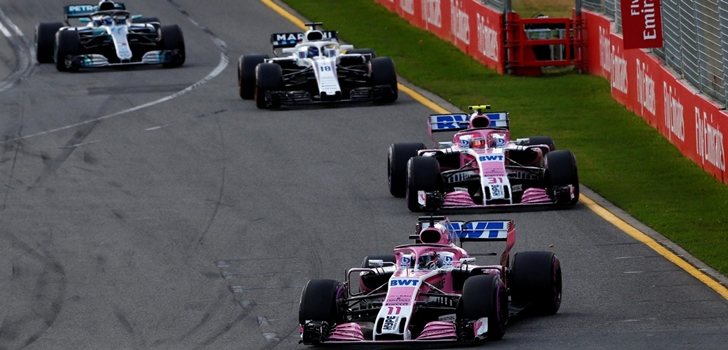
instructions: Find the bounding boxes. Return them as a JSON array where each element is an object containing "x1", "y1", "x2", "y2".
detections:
[
  {"x1": 299, "y1": 216, "x2": 563, "y2": 346},
  {"x1": 388, "y1": 104, "x2": 579, "y2": 212}
]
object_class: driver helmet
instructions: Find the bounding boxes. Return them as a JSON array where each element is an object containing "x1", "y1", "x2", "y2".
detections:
[
  {"x1": 307, "y1": 46, "x2": 319, "y2": 58},
  {"x1": 417, "y1": 252, "x2": 442, "y2": 270},
  {"x1": 98, "y1": 0, "x2": 116, "y2": 11},
  {"x1": 101, "y1": 15, "x2": 113, "y2": 25},
  {"x1": 471, "y1": 137, "x2": 486, "y2": 149}
]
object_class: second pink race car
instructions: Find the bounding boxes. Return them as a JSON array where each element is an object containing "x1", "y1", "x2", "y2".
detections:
[{"x1": 388, "y1": 105, "x2": 579, "y2": 212}]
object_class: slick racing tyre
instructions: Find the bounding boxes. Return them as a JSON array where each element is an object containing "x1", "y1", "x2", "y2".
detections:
[
  {"x1": 371, "y1": 57, "x2": 398, "y2": 104},
  {"x1": 510, "y1": 251, "x2": 562, "y2": 315},
  {"x1": 299, "y1": 279, "x2": 345, "y2": 325},
  {"x1": 55, "y1": 30, "x2": 81, "y2": 72},
  {"x1": 255, "y1": 63, "x2": 282, "y2": 109},
  {"x1": 388, "y1": 143, "x2": 425, "y2": 198},
  {"x1": 544, "y1": 150, "x2": 579, "y2": 205},
  {"x1": 406, "y1": 156, "x2": 442, "y2": 212},
  {"x1": 36, "y1": 22, "x2": 63, "y2": 64},
  {"x1": 238, "y1": 54, "x2": 268, "y2": 100},
  {"x1": 459, "y1": 275, "x2": 507, "y2": 341},
  {"x1": 160, "y1": 25, "x2": 185, "y2": 67}
]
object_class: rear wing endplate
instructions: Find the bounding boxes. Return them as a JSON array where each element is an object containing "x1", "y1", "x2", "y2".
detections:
[
  {"x1": 64, "y1": 3, "x2": 126, "y2": 19},
  {"x1": 428, "y1": 112, "x2": 510, "y2": 133}
]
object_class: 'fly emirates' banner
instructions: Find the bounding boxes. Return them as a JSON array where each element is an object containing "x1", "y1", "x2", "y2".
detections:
[{"x1": 620, "y1": 0, "x2": 663, "y2": 49}]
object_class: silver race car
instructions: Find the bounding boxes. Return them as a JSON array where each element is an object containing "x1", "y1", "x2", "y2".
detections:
[
  {"x1": 35, "y1": 0, "x2": 185, "y2": 71},
  {"x1": 238, "y1": 22, "x2": 398, "y2": 108}
]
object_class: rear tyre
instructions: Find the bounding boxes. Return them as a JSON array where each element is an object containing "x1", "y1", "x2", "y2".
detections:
[
  {"x1": 371, "y1": 57, "x2": 397, "y2": 104},
  {"x1": 406, "y1": 156, "x2": 441, "y2": 212},
  {"x1": 544, "y1": 150, "x2": 579, "y2": 205},
  {"x1": 160, "y1": 25, "x2": 185, "y2": 67},
  {"x1": 36, "y1": 22, "x2": 63, "y2": 64},
  {"x1": 510, "y1": 251, "x2": 562, "y2": 315},
  {"x1": 238, "y1": 54, "x2": 268, "y2": 100},
  {"x1": 255, "y1": 63, "x2": 282, "y2": 109},
  {"x1": 459, "y1": 275, "x2": 507, "y2": 340},
  {"x1": 55, "y1": 30, "x2": 81, "y2": 72},
  {"x1": 388, "y1": 143, "x2": 425, "y2": 198},
  {"x1": 298, "y1": 279, "x2": 345, "y2": 325}
]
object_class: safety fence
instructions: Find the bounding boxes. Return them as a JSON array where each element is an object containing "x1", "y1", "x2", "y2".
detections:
[
  {"x1": 583, "y1": 0, "x2": 727, "y2": 108},
  {"x1": 375, "y1": 0, "x2": 727, "y2": 183}
]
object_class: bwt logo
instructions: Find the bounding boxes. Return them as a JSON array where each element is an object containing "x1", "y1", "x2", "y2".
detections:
[
  {"x1": 435, "y1": 114, "x2": 468, "y2": 128},
  {"x1": 390, "y1": 279, "x2": 419, "y2": 286},
  {"x1": 480, "y1": 155, "x2": 504, "y2": 161}
]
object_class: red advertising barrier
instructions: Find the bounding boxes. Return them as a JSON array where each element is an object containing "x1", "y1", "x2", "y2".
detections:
[
  {"x1": 620, "y1": 0, "x2": 663, "y2": 49},
  {"x1": 469, "y1": 1, "x2": 503, "y2": 73},
  {"x1": 582, "y1": 10, "x2": 727, "y2": 183},
  {"x1": 376, "y1": 0, "x2": 504, "y2": 73}
]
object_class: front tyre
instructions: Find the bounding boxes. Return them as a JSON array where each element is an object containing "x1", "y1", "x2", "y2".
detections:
[
  {"x1": 160, "y1": 25, "x2": 185, "y2": 68},
  {"x1": 255, "y1": 63, "x2": 282, "y2": 109},
  {"x1": 371, "y1": 57, "x2": 398, "y2": 104},
  {"x1": 459, "y1": 275, "x2": 507, "y2": 341},
  {"x1": 406, "y1": 156, "x2": 442, "y2": 212},
  {"x1": 55, "y1": 30, "x2": 81, "y2": 72},
  {"x1": 299, "y1": 279, "x2": 345, "y2": 325},
  {"x1": 388, "y1": 143, "x2": 425, "y2": 198},
  {"x1": 544, "y1": 150, "x2": 579, "y2": 205}
]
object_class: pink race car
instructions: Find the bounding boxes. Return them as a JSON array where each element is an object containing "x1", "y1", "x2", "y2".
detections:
[
  {"x1": 388, "y1": 105, "x2": 579, "y2": 211},
  {"x1": 298, "y1": 216, "x2": 562, "y2": 345}
]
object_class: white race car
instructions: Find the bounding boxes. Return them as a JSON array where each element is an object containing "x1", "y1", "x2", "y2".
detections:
[{"x1": 237, "y1": 22, "x2": 398, "y2": 108}]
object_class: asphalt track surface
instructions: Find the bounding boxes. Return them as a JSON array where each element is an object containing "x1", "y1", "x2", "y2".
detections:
[{"x1": 0, "y1": 1, "x2": 726, "y2": 349}]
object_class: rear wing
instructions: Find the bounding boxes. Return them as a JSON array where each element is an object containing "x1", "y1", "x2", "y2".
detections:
[
  {"x1": 270, "y1": 30, "x2": 338, "y2": 49},
  {"x1": 64, "y1": 3, "x2": 126, "y2": 19},
  {"x1": 428, "y1": 112, "x2": 510, "y2": 133},
  {"x1": 414, "y1": 216, "x2": 514, "y2": 242},
  {"x1": 448, "y1": 220, "x2": 514, "y2": 242}
]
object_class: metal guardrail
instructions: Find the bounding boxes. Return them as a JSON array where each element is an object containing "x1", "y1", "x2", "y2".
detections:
[{"x1": 582, "y1": 0, "x2": 728, "y2": 107}]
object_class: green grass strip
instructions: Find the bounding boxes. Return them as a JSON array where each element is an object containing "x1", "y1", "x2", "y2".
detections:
[{"x1": 282, "y1": 0, "x2": 728, "y2": 275}]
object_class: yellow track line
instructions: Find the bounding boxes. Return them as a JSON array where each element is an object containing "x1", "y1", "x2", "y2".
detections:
[{"x1": 260, "y1": 0, "x2": 728, "y2": 300}]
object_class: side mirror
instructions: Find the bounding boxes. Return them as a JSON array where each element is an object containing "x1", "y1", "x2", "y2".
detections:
[
  {"x1": 367, "y1": 259, "x2": 384, "y2": 268},
  {"x1": 131, "y1": 14, "x2": 142, "y2": 20},
  {"x1": 79, "y1": 18, "x2": 91, "y2": 24},
  {"x1": 459, "y1": 257, "x2": 476, "y2": 264}
]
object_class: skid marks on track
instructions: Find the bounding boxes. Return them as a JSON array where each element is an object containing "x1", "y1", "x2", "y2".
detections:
[{"x1": 215, "y1": 257, "x2": 306, "y2": 347}]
